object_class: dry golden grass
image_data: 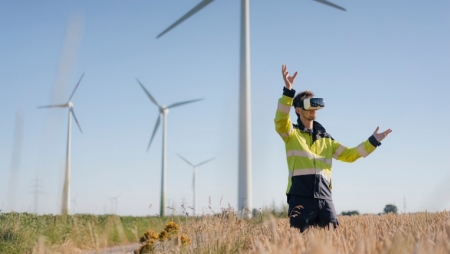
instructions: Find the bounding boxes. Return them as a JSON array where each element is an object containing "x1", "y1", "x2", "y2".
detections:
[
  {"x1": 248, "y1": 212, "x2": 450, "y2": 254},
  {"x1": 4, "y1": 210, "x2": 450, "y2": 253},
  {"x1": 154, "y1": 210, "x2": 450, "y2": 254}
]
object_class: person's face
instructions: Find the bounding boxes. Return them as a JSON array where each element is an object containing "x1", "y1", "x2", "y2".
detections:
[{"x1": 295, "y1": 96, "x2": 317, "y2": 121}]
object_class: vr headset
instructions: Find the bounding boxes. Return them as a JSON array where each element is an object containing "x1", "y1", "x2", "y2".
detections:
[{"x1": 296, "y1": 98, "x2": 325, "y2": 110}]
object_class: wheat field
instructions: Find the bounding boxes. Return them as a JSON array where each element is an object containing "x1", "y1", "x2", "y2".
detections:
[
  {"x1": 162, "y1": 211, "x2": 450, "y2": 254},
  {"x1": 132, "y1": 212, "x2": 450, "y2": 254},
  {"x1": 1, "y1": 210, "x2": 449, "y2": 253}
]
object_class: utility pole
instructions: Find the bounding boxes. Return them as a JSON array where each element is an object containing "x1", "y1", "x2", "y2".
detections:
[
  {"x1": 403, "y1": 195, "x2": 407, "y2": 213},
  {"x1": 7, "y1": 109, "x2": 24, "y2": 212},
  {"x1": 30, "y1": 177, "x2": 44, "y2": 214}
]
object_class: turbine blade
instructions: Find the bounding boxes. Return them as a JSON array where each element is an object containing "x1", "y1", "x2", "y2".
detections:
[
  {"x1": 196, "y1": 157, "x2": 215, "y2": 167},
  {"x1": 177, "y1": 154, "x2": 194, "y2": 167},
  {"x1": 156, "y1": 0, "x2": 215, "y2": 38},
  {"x1": 53, "y1": 15, "x2": 83, "y2": 107},
  {"x1": 167, "y1": 98, "x2": 203, "y2": 109},
  {"x1": 312, "y1": 0, "x2": 346, "y2": 11},
  {"x1": 68, "y1": 73, "x2": 85, "y2": 101},
  {"x1": 147, "y1": 115, "x2": 161, "y2": 151},
  {"x1": 137, "y1": 79, "x2": 162, "y2": 108},
  {"x1": 37, "y1": 104, "x2": 67, "y2": 108},
  {"x1": 70, "y1": 108, "x2": 83, "y2": 133}
]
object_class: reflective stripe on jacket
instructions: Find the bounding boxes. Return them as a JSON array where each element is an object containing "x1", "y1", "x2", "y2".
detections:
[{"x1": 275, "y1": 87, "x2": 380, "y2": 200}]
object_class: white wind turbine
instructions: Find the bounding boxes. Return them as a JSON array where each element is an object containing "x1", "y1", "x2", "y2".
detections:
[
  {"x1": 38, "y1": 73, "x2": 85, "y2": 216},
  {"x1": 156, "y1": 0, "x2": 346, "y2": 216},
  {"x1": 106, "y1": 195, "x2": 120, "y2": 214},
  {"x1": 177, "y1": 154, "x2": 215, "y2": 215},
  {"x1": 111, "y1": 195, "x2": 120, "y2": 214},
  {"x1": 137, "y1": 79, "x2": 203, "y2": 217},
  {"x1": 106, "y1": 197, "x2": 114, "y2": 214}
]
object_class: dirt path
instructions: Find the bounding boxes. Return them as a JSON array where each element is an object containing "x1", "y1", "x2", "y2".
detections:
[{"x1": 81, "y1": 243, "x2": 141, "y2": 254}]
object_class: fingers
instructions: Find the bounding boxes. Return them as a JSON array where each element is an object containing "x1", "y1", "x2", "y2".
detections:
[
  {"x1": 375, "y1": 127, "x2": 392, "y2": 136},
  {"x1": 281, "y1": 64, "x2": 296, "y2": 79},
  {"x1": 282, "y1": 65, "x2": 290, "y2": 84},
  {"x1": 373, "y1": 126, "x2": 379, "y2": 134},
  {"x1": 282, "y1": 65, "x2": 288, "y2": 76},
  {"x1": 382, "y1": 129, "x2": 392, "y2": 136},
  {"x1": 281, "y1": 64, "x2": 298, "y2": 89}
]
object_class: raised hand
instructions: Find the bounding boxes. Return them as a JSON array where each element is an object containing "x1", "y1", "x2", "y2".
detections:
[
  {"x1": 373, "y1": 126, "x2": 392, "y2": 142},
  {"x1": 282, "y1": 64, "x2": 298, "y2": 90}
]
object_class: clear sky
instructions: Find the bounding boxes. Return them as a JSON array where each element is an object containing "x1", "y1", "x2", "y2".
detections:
[{"x1": 1, "y1": 0, "x2": 449, "y2": 216}]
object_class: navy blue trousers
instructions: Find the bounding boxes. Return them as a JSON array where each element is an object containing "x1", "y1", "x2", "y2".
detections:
[{"x1": 287, "y1": 194, "x2": 339, "y2": 233}]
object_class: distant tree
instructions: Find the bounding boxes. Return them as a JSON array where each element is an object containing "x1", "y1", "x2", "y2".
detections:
[
  {"x1": 340, "y1": 210, "x2": 360, "y2": 216},
  {"x1": 383, "y1": 204, "x2": 398, "y2": 214}
]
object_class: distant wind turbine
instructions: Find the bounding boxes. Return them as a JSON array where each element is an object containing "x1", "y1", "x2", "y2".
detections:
[
  {"x1": 177, "y1": 154, "x2": 215, "y2": 215},
  {"x1": 111, "y1": 195, "x2": 120, "y2": 214},
  {"x1": 137, "y1": 79, "x2": 203, "y2": 217},
  {"x1": 38, "y1": 73, "x2": 85, "y2": 216},
  {"x1": 107, "y1": 197, "x2": 114, "y2": 214},
  {"x1": 156, "y1": 0, "x2": 345, "y2": 216}
]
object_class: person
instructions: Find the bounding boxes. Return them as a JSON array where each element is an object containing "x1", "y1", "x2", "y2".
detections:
[{"x1": 274, "y1": 64, "x2": 392, "y2": 232}]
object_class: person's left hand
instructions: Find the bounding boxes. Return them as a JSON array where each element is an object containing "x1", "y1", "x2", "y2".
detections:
[{"x1": 373, "y1": 126, "x2": 392, "y2": 142}]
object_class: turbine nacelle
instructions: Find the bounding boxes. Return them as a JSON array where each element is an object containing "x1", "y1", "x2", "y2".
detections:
[
  {"x1": 156, "y1": 0, "x2": 345, "y2": 39},
  {"x1": 137, "y1": 79, "x2": 203, "y2": 152},
  {"x1": 38, "y1": 73, "x2": 84, "y2": 134}
]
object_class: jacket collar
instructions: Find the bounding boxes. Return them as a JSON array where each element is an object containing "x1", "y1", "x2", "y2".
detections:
[{"x1": 296, "y1": 118, "x2": 326, "y2": 134}]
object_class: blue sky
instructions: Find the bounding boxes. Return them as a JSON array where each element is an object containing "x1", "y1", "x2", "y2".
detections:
[{"x1": 1, "y1": 0, "x2": 449, "y2": 216}]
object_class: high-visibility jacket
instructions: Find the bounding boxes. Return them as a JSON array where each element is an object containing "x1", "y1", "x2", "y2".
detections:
[{"x1": 275, "y1": 88, "x2": 380, "y2": 200}]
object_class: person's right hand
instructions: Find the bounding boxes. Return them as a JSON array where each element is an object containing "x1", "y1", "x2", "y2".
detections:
[{"x1": 282, "y1": 64, "x2": 298, "y2": 90}]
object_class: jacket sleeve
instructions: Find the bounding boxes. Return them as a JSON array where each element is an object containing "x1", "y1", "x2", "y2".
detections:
[
  {"x1": 274, "y1": 88, "x2": 296, "y2": 142},
  {"x1": 331, "y1": 135, "x2": 380, "y2": 162}
]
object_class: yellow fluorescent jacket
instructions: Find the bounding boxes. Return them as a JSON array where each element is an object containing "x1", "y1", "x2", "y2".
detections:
[{"x1": 274, "y1": 88, "x2": 380, "y2": 200}]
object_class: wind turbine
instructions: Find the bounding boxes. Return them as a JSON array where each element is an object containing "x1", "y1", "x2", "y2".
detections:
[
  {"x1": 137, "y1": 79, "x2": 203, "y2": 217},
  {"x1": 111, "y1": 195, "x2": 120, "y2": 214},
  {"x1": 177, "y1": 154, "x2": 215, "y2": 215},
  {"x1": 156, "y1": 0, "x2": 346, "y2": 216},
  {"x1": 38, "y1": 73, "x2": 85, "y2": 216},
  {"x1": 106, "y1": 197, "x2": 114, "y2": 214}
]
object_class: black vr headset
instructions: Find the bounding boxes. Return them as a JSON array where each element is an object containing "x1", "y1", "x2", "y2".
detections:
[{"x1": 296, "y1": 98, "x2": 325, "y2": 110}]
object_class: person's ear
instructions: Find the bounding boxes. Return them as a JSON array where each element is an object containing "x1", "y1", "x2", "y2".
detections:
[{"x1": 295, "y1": 107, "x2": 302, "y2": 115}]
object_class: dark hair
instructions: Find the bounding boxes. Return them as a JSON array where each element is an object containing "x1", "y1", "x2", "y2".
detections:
[{"x1": 293, "y1": 90, "x2": 314, "y2": 118}]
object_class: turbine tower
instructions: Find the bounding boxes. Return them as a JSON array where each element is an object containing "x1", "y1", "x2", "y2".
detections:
[
  {"x1": 177, "y1": 154, "x2": 215, "y2": 215},
  {"x1": 156, "y1": 0, "x2": 346, "y2": 216},
  {"x1": 38, "y1": 73, "x2": 85, "y2": 216},
  {"x1": 137, "y1": 79, "x2": 203, "y2": 217}
]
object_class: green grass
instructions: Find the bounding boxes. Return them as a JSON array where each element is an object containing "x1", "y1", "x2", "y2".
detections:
[{"x1": 0, "y1": 211, "x2": 184, "y2": 253}]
